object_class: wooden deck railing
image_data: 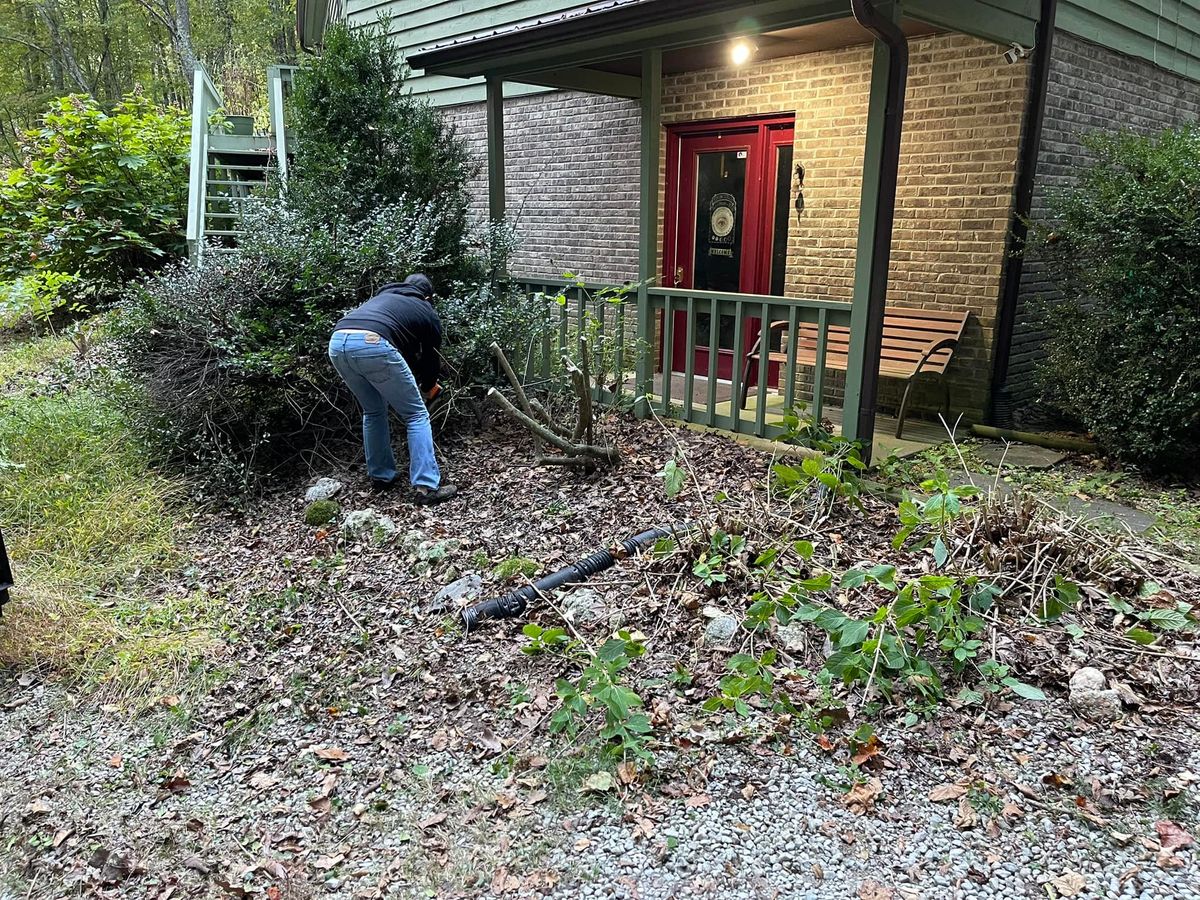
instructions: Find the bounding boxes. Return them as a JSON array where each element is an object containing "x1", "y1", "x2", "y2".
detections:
[{"x1": 513, "y1": 278, "x2": 853, "y2": 440}]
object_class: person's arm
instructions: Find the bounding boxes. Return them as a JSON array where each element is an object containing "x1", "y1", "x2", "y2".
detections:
[{"x1": 415, "y1": 310, "x2": 442, "y2": 393}]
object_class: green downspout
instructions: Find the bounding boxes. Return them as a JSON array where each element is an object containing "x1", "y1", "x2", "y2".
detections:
[
  {"x1": 486, "y1": 75, "x2": 506, "y2": 225},
  {"x1": 988, "y1": 0, "x2": 1058, "y2": 427},
  {"x1": 842, "y1": 0, "x2": 908, "y2": 461}
]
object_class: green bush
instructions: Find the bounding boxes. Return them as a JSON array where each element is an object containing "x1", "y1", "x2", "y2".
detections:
[
  {"x1": 0, "y1": 271, "x2": 82, "y2": 330},
  {"x1": 1032, "y1": 125, "x2": 1200, "y2": 472},
  {"x1": 0, "y1": 94, "x2": 190, "y2": 300},
  {"x1": 287, "y1": 21, "x2": 473, "y2": 245},
  {"x1": 113, "y1": 23, "x2": 540, "y2": 490}
]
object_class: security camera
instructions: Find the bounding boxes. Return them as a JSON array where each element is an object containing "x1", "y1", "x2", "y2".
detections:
[{"x1": 1003, "y1": 42, "x2": 1031, "y2": 64}]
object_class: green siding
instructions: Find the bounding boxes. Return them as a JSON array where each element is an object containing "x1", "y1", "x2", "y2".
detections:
[
  {"x1": 344, "y1": 0, "x2": 1200, "y2": 106},
  {"x1": 345, "y1": 0, "x2": 594, "y2": 105},
  {"x1": 1058, "y1": 0, "x2": 1200, "y2": 81}
]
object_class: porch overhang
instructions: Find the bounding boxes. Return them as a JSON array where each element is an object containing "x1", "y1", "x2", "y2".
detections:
[{"x1": 408, "y1": 0, "x2": 1037, "y2": 88}]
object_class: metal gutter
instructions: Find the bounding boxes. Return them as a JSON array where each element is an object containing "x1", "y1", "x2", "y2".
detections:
[
  {"x1": 848, "y1": 0, "x2": 909, "y2": 455},
  {"x1": 409, "y1": 0, "x2": 849, "y2": 75},
  {"x1": 988, "y1": 0, "x2": 1058, "y2": 427}
]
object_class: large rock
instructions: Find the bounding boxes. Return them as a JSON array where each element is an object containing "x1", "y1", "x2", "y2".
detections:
[
  {"x1": 342, "y1": 508, "x2": 397, "y2": 542},
  {"x1": 305, "y1": 477, "x2": 344, "y2": 503},
  {"x1": 703, "y1": 614, "x2": 739, "y2": 647},
  {"x1": 776, "y1": 623, "x2": 807, "y2": 654},
  {"x1": 427, "y1": 574, "x2": 483, "y2": 614},
  {"x1": 562, "y1": 588, "x2": 624, "y2": 628},
  {"x1": 1068, "y1": 666, "x2": 1122, "y2": 721}
]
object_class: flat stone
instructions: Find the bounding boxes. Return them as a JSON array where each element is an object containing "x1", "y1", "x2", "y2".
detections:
[
  {"x1": 305, "y1": 477, "x2": 344, "y2": 503},
  {"x1": 562, "y1": 587, "x2": 609, "y2": 625},
  {"x1": 776, "y1": 623, "x2": 806, "y2": 653},
  {"x1": 974, "y1": 443, "x2": 1068, "y2": 470},
  {"x1": 1069, "y1": 667, "x2": 1107, "y2": 693},
  {"x1": 1054, "y1": 497, "x2": 1157, "y2": 534},
  {"x1": 342, "y1": 508, "x2": 397, "y2": 541},
  {"x1": 427, "y1": 574, "x2": 482, "y2": 613},
  {"x1": 703, "y1": 614, "x2": 739, "y2": 647},
  {"x1": 1069, "y1": 666, "x2": 1122, "y2": 721}
]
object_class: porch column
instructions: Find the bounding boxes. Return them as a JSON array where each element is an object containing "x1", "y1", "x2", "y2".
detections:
[
  {"x1": 635, "y1": 49, "x2": 662, "y2": 413},
  {"x1": 485, "y1": 75, "x2": 506, "y2": 223},
  {"x1": 843, "y1": 1, "x2": 908, "y2": 453}
]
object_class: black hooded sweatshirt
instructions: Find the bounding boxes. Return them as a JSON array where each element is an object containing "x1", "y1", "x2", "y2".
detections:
[{"x1": 334, "y1": 274, "x2": 442, "y2": 391}]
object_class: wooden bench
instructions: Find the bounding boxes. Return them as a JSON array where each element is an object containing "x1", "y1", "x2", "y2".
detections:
[{"x1": 739, "y1": 306, "x2": 970, "y2": 438}]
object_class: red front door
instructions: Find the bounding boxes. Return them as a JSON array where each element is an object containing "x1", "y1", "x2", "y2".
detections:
[{"x1": 664, "y1": 115, "x2": 796, "y2": 380}]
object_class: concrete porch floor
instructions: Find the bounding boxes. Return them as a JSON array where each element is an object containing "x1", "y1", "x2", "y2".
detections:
[{"x1": 646, "y1": 371, "x2": 950, "y2": 460}]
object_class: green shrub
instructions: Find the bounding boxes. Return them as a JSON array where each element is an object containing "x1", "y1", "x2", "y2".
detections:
[
  {"x1": 0, "y1": 94, "x2": 189, "y2": 300},
  {"x1": 0, "y1": 271, "x2": 82, "y2": 330},
  {"x1": 287, "y1": 21, "x2": 473, "y2": 245},
  {"x1": 1032, "y1": 125, "x2": 1200, "y2": 472},
  {"x1": 113, "y1": 24, "x2": 541, "y2": 490}
]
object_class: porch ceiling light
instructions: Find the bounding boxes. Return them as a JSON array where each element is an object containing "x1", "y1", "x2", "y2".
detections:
[{"x1": 730, "y1": 39, "x2": 755, "y2": 67}]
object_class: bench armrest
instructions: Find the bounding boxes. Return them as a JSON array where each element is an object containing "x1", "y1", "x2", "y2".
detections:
[
  {"x1": 914, "y1": 336, "x2": 958, "y2": 375},
  {"x1": 743, "y1": 320, "x2": 791, "y2": 359}
]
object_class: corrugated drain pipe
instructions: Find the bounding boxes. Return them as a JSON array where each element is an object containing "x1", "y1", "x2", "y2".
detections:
[
  {"x1": 460, "y1": 522, "x2": 692, "y2": 632},
  {"x1": 848, "y1": 0, "x2": 909, "y2": 455}
]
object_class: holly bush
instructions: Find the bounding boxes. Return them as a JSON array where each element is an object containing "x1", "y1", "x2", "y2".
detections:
[
  {"x1": 1033, "y1": 125, "x2": 1200, "y2": 472},
  {"x1": 0, "y1": 94, "x2": 190, "y2": 300}
]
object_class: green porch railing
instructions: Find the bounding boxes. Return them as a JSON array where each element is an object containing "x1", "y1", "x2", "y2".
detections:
[{"x1": 513, "y1": 278, "x2": 853, "y2": 441}]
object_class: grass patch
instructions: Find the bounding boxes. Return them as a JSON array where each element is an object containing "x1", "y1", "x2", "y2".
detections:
[
  {"x1": 0, "y1": 331, "x2": 74, "y2": 389},
  {"x1": 0, "y1": 333, "x2": 224, "y2": 704}
]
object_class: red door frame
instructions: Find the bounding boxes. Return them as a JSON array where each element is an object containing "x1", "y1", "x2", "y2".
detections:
[{"x1": 662, "y1": 114, "x2": 795, "y2": 379}]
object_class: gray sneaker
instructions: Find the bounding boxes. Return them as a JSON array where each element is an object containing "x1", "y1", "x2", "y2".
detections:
[{"x1": 414, "y1": 484, "x2": 458, "y2": 506}]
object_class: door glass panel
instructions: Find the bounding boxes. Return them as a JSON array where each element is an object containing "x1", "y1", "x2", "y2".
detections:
[
  {"x1": 769, "y1": 144, "x2": 794, "y2": 298},
  {"x1": 692, "y1": 149, "x2": 746, "y2": 351}
]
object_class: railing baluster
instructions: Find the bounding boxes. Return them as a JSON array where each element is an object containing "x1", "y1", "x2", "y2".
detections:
[
  {"x1": 557, "y1": 293, "x2": 568, "y2": 371},
  {"x1": 784, "y1": 304, "x2": 799, "y2": 414},
  {"x1": 683, "y1": 296, "x2": 696, "y2": 422},
  {"x1": 660, "y1": 293, "x2": 674, "y2": 414},
  {"x1": 615, "y1": 292, "x2": 626, "y2": 402},
  {"x1": 706, "y1": 297, "x2": 719, "y2": 426},
  {"x1": 731, "y1": 308, "x2": 745, "y2": 434},
  {"x1": 813, "y1": 308, "x2": 828, "y2": 425},
  {"x1": 594, "y1": 292, "x2": 606, "y2": 402},
  {"x1": 755, "y1": 302, "x2": 770, "y2": 437},
  {"x1": 541, "y1": 288, "x2": 553, "y2": 381}
]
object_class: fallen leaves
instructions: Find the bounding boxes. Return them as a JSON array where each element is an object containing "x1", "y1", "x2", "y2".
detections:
[
  {"x1": 312, "y1": 746, "x2": 348, "y2": 762},
  {"x1": 928, "y1": 782, "x2": 969, "y2": 803},
  {"x1": 1156, "y1": 820, "x2": 1195, "y2": 851},
  {"x1": 840, "y1": 778, "x2": 882, "y2": 815},
  {"x1": 580, "y1": 771, "x2": 617, "y2": 794},
  {"x1": 1049, "y1": 870, "x2": 1087, "y2": 897}
]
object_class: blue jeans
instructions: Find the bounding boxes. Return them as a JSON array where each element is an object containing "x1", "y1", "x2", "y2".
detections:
[{"x1": 328, "y1": 330, "x2": 440, "y2": 488}]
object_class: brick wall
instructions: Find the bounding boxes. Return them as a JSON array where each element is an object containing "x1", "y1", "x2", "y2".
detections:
[
  {"x1": 447, "y1": 32, "x2": 1028, "y2": 420},
  {"x1": 1007, "y1": 31, "x2": 1200, "y2": 425},
  {"x1": 660, "y1": 32, "x2": 1028, "y2": 418},
  {"x1": 444, "y1": 91, "x2": 641, "y2": 284}
]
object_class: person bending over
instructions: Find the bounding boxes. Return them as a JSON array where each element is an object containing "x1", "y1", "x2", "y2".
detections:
[{"x1": 328, "y1": 274, "x2": 457, "y2": 505}]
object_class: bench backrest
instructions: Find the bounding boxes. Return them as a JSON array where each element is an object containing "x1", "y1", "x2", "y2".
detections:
[{"x1": 789, "y1": 306, "x2": 970, "y2": 375}]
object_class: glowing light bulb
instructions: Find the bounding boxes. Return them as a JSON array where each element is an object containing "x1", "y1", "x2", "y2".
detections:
[{"x1": 730, "y1": 40, "x2": 753, "y2": 66}]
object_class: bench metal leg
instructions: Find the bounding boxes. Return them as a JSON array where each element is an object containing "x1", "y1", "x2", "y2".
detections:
[
  {"x1": 896, "y1": 374, "x2": 952, "y2": 440},
  {"x1": 896, "y1": 375, "x2": 916, "y2": 439},
  {"x1": 738, "y1": 342, "x2": 761, "y2": 410}
]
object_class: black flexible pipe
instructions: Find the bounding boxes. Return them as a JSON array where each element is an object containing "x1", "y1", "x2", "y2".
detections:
[
  {"x1": 849, "y1": 0, "x2": 909, "y2": 462},
  {"x1": 0, "y1": 527, "x2": 13, "y2": 612},
  {"x1": 460, "y1": 522, "x2": 690, "y2": 632}
]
